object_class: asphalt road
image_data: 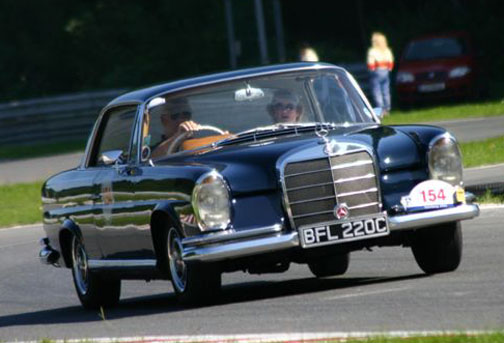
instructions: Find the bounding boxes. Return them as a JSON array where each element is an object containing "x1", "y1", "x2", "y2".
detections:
[
  {"x1": 1, "y1": 116, "x2": 503, "y2": 185},
  {"x1": 0, "y1": 207, "x2": 503, "y2": 340},
  {"x1": 436, "y1": 116, "x2": 504, "y2": 143}
]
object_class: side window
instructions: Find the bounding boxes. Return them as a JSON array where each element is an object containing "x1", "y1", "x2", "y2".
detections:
[{"x1": 90, "y1": 106, "x2": 138, "y2": 167}]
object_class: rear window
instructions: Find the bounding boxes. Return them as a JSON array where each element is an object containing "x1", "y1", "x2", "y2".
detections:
[{"x1": 403, "y1": 37, "x2": 467, "y2": 61}]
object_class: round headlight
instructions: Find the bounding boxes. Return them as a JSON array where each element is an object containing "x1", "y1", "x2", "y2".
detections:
[
  {"x1": 192, "y1": 171, "x2": 231, "y2": 231},
  {"x1": 428, "y1": 134, "x2": 463, "y2": 186}
]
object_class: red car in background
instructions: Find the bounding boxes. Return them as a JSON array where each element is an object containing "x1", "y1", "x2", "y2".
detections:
[{"x1": 395, "y1": 32, "x2": 482, "y2": 105}]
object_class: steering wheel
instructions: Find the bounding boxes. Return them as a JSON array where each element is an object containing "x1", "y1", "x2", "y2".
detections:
[{"x1": 167, "y1": 125, "x2": 226, "y2": 154}]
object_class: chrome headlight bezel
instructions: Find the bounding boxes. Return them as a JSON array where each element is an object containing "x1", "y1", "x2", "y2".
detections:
[
  {"x1": 428, "y1": 133, "x2": 463, "y2": 186},
  {"x1": 192, "y1": 171, "x2": 231, "y2": 232}
]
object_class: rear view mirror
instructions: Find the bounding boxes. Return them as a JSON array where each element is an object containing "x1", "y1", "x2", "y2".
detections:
[{"x1": 234, "y1": 84, "x2": 264, "y2": 102}]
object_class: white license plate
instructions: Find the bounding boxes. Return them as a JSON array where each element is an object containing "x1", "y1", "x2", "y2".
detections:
[
  {"x1": 299, "y1": 215, "x2": 389, "y2": 248},
  {"x1": 418, "y1": 83, "x2": 445, "y2": 93}
]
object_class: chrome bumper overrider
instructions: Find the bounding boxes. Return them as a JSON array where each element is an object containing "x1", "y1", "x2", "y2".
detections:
[{"x1": 182, "y1": 204, "x2": 479, "y2": 263}]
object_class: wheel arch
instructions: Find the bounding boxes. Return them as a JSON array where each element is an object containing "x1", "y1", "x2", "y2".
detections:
[
  {"x1": 150, "y1": 202, "x2": 184, "y2": 271},
  {"x1": 59, "y1": 219, "x2": 82, "y2": 268}
]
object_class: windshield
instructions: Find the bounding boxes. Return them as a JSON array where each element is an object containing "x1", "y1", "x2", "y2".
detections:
[
  {"x1": 143, "y1": 69, "x2": 375, "y2": 158},
  {"x1": 404, "y1": 37, "x2": 467, "y2": 61}
]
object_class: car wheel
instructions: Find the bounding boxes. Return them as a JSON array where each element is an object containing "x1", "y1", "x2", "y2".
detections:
[
  {"x1": 71, "y1": 235, "x2": 121, "y2": 309},
  {"x1": 411, "y1": 222, "x2": 462, "y2": 274},
  {"x1": 167, "y1": 227, "x2": 221, "y2": 303},
  {"x1": 308, "y1": 252, "x2": 350, "y2": 278}
]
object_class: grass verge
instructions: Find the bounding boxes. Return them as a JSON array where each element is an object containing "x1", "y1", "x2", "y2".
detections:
[
  {"x1": 383, "y1": 100, "x2": 504, "y2": 125},
  {"x1": 477, "y1": 189, "x2": 504, "y2": 204},
  {"x1": 18, "y1": 332, "x2": 504, "y2": 343},
  {"x1": 460, "y1": 135, "x2": 504, "y2": 168},
  {"x1": 0, "y1": 181, "x2": 43, "y2": 227},
  {"x1": 0, "y1": 139, "x2": 86, "y2": 161},
  {"x1": 349, "y1": 332, "x2": 504, "y2": 343}
]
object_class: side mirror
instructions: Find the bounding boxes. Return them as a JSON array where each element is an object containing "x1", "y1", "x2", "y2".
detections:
[
  {"x1": 373, "y1": 107, "x2": 384, "y2": 118},
  {"x1": 99, "y1": 150, "x2": 123, "y2": 166}
]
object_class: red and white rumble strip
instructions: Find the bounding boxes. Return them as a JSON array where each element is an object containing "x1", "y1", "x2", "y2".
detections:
[{"x1": 6, "y1": 331, "x2": 492, "y2": 343}]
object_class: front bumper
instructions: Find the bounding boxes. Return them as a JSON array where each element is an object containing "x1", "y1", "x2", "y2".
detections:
[{"x1": 182, "y1": 204, "x2": 479, "y2": 263}]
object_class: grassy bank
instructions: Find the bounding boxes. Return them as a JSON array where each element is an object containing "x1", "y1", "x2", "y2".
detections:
[
  {"x1": 25, "y1": 332, "x2": 504, "y2": 343},
  {"x1": 382, "y1": 100, "x2": 504, "y2": 125},
  {"x1": 0, "y1": 181, "x2": 43, "y2": 227},
  {"x1": 350, "y1": 332, "x2": 504, "y2": 343},
  {"x1": 460, "y1": 136, "x2": 504, "y2": 168}
]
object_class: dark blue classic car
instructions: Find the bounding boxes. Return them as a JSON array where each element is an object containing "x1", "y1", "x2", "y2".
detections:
[{"x1": 40, "y1": 63, "x2": 479, "y2": 308}]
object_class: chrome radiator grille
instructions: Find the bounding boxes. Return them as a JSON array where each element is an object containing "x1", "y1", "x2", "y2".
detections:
[{"x1": 283, "y1": 151, "x2": 380, "y2": 229}]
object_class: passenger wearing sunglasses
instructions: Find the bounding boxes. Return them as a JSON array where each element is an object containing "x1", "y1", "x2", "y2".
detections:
[
  {"x1": 267, "y1": 89, "x2": 303, "y2": 124},
  {"x1": 150, "y1": 97, "x2": 200, "y2": 158}
]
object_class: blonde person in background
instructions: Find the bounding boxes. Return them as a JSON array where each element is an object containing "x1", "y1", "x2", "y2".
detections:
[
  {"x1": 367, "y1": 32, "x2": 394, "y2": 115},
  {"x1": 299, "y1": 43, "x2": 319, "y2": 62}
]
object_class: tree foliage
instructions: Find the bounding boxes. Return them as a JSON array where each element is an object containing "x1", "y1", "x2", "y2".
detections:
[{"x1": 0, "y1": 0, "x2": 502, "y2": 101}]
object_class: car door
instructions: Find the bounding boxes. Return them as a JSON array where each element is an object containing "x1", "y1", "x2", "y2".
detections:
[{"x1": 87, "y1": 104, "x2": 147, "y2": 260}]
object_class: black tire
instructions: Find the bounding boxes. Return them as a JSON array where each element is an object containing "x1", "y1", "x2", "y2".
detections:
[
  {"x1": 308, "y1": 252, "x2": 350, "y2": 278},
  {"x1": 166, "y1": 227, "x2": 221, "y2": 304},
  {"x1": 71, "y1": 235, "x2": 121, "y2": 310},
  {"x1": 411, "y1": 222, "x2": 463, "y2": 274}
]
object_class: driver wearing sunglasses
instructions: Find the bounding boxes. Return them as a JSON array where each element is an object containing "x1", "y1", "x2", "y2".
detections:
[
  {"x1": 150, "y1": 97, "x2": 201, "y2": 158},
  {"x1": 267, "y1": 89, "x2": 303, "y2": 123}
]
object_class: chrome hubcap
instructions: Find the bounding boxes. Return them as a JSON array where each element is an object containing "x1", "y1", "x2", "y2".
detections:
[
  {"x1": 72, "y1": 237, "x2": 89, "y2": 295},
  {"x1": 168, "y1": 228, "x2": 187, "y2": 292}
]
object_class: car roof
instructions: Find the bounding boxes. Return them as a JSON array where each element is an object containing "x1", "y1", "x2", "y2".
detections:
[
  {"x1": 107, "y1": 62, "x2": 340, "y2": 106},
  {"x1": 407, "y1": 31, "x2": 470, "y2": 43}
]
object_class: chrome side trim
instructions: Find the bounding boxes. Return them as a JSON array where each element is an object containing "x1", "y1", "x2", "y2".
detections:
[
  {"x1": 182, "y1": 224, "x2": 282, "y2": 247},
  {"x1": 389, "y1": 204, "x2": 480, "y2": 232},
  {"x1": 88, "y1": 259, "x2": 157, "y2": 269},
  {"x1": 183, "y1": 232, "x2": 299, "y2": 262}
]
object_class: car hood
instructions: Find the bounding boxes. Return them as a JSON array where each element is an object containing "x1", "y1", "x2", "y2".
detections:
[
  {"x1": 162, "y1": 125, "x2": 423, "y2": 194},
  {"x1": 399, "y1": 55, "x2": 473, "y2": 73}
]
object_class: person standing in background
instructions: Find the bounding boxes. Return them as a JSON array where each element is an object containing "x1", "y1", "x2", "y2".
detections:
[
  {"x1": 299, "y1": 43, "x2": 319, "y2": 62},
  {"x1": 367, "y1": 32, "x2": 394, "y2": 115}
]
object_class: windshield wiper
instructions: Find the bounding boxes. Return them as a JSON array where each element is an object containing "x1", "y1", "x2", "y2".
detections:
[
  {"x1": 235, "y1": 123, "x2": 316, "y2": 137},
  {"x1": 213, "y1": 122, "x2": 342, "y2": 147}
]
